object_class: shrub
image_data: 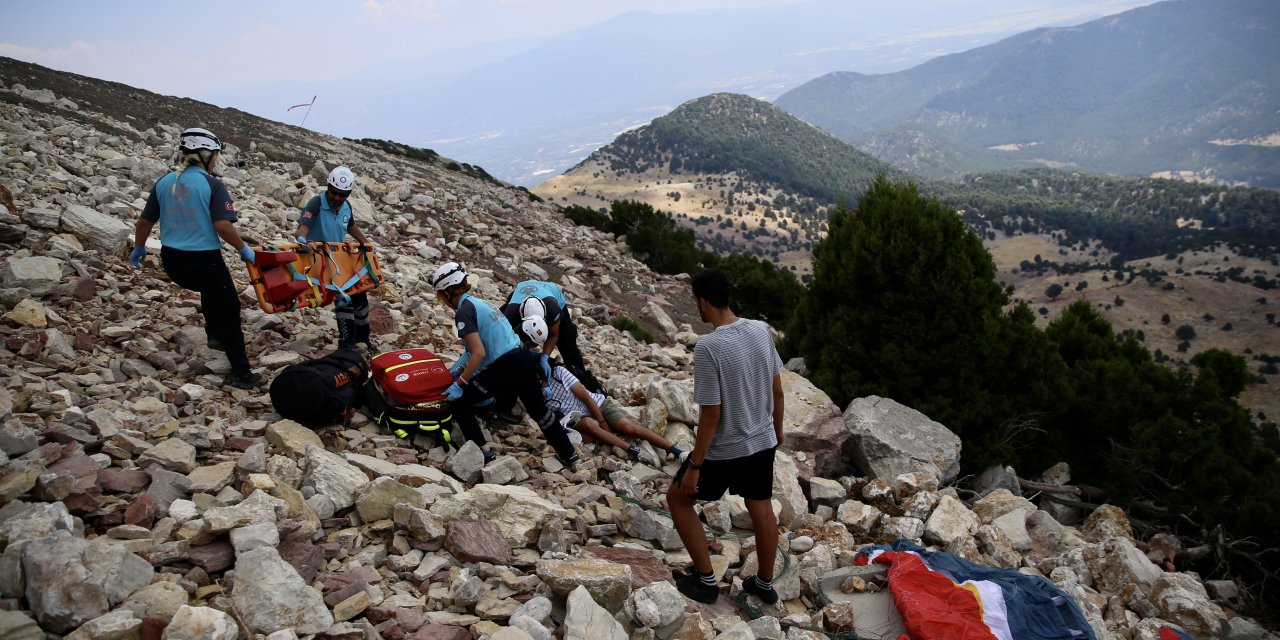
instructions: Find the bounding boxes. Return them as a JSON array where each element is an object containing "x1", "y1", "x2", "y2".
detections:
[{"x1": 611, "y1": 316, "x2": 655, "y2": 344}]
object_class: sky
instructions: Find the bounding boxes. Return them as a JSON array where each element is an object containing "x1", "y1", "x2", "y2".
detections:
[
  {"x1": 3, "y1": 0, "x2": 1151, "y2": 100},
  {"x1": 0, "y1": 0, "x2": 809, "y2": 97}
]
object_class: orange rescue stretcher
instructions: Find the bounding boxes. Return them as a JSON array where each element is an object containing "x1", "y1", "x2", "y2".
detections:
[{"x1": 246, "y1": 241, "x2": 384, "y2": 314}]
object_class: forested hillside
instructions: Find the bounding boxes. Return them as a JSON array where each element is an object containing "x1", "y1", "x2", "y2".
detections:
[{"x1": 775, "y1": 0, "x2": 1280, "y2": 188}]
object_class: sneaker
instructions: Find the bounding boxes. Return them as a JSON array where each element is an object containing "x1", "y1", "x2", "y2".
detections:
[
  {"x1": 559, "y1": 410, "x2": 583, "y2": 430},
  {"x1": 563, "y1": 452, "x2": 581, "y2": 472},
  {"x1": 742, "y1": 575, "x2": 779, "y2": 605},
  {"x1": 227, "y1": 371, "x2": 262, "y2": 390},
  {"x1": 627, "y1": 444, "x2": 642, "y2": 462},
  {"x1": 675, "y1": 573, "x2": 719, "y2": 604},
  {"x1": 361, "y1": 341, "x2": 381, "y2": 357},
  {"x1": 482, "y1": 449, "x2": 497, "y2": 464}
]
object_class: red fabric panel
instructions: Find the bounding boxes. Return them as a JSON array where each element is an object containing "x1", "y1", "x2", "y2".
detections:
[{"x1": 873, "y1": 551, "x2": 998, "y2": 640}]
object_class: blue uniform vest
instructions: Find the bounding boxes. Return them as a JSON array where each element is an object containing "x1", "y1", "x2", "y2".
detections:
[
  {"x1": 304, "y1": 194, "x2": 353, "y2": 243},
  {"x1": 153, "y1": 167, "x2": 223, "y2": 251},
  {"x1": 457, "y1": 293, "x2": 521, "y2": 374}
]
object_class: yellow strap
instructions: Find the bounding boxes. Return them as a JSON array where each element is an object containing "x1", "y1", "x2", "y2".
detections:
[{"x1": 384, "y1": 357, "x2": 443, "y2": 374}]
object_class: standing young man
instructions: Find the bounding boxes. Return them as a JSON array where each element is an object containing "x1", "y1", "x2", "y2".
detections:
[{"x1": 666, "y1": 268, "x2": 785, "y2": 605}]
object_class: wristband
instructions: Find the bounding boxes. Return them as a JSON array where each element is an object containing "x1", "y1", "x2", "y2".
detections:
[{"x1": 689, "y1": 458, "x2": 703, "y2": 469}]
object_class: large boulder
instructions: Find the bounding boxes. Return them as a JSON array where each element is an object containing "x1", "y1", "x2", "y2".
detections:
[
  {"x1": 841, "y1": 396, "x2": 961, "y2": 483},
  {"x1": 229, "y1": 546, "x2": 333, "y2": 635},
  {"x1": 779, "y1": 370, "x2": 849, "y2": 480},
  {"x1": 21, "y1": 531, "x2": 154, "y2": 633},
  {"x1": 646, "y1": 378, "x2": 697, "y2": 425},
  {"x1": 2, "y1": 256, "x2": 61, "y2": 297},
  {"x1": 563, "y1": 585, "x2": 628, "y2": 640},
  {"x1": 161, "y1": 605, "x2": 238, "y2": 640},
  {"x1": 431, "y1": 484, "x2": 566, "y2": 546},
  {"x1": 301, "y1": 445, "x2": 370, "y2": 511},
  {"x1": 1148, "y1": 573, "x2": 1228, "y2": 639},
  {"x1": 61, "y1": 204, "x2": 131, "y2": 253},
  {"x1": 536, "y1": 558, "x2": 633, "y2": 612}
]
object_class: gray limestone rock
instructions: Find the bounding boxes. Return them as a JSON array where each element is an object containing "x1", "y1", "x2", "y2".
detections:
[
  {"x1": 841, "y1": 396, "x2": 961, "y2": 483},
  {"x1": 22, "y1": 531, "x2": 154, "y2": 633},
  {"x1": 161, "y1": 605, "x2": 239, "y2": 640},
  {"x1": 563, "y1": 585, "x2": 628, "y2": 640},
  {"x1": 229, "y1": 546, "x2": 334, "y2": 635},
  {"x1": 2, "y1": 256, "x2": 62, "y2": 296}
]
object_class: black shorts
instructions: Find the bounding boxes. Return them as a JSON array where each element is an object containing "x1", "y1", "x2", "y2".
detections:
[{"x1": 673, "y1": 446, "x2": 776, "y2": 501}]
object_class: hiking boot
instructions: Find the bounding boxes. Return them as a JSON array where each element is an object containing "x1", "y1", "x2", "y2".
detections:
[
  {"x1": 362, "y1": 341, "x2": 381, "y2": 357},
  {"x1": 227, "y1": 371, "x2": 262, "y2": 390},
  {"x1": 742, "y1": 575, "x2": 779, "y2": 605},
  {"x1": 675, "y1": 573, "x2": 719, "y2": 604},
  {"x1": 494, "y1": 409, "x2": 524, "y2": 424}
]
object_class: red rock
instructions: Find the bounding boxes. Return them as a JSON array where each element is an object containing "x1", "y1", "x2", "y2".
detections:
[
  {"x1": 188, "y1": 541, "x2": 235, "y2": 573},
  {"x1": 67, "y1": 277, "x2": 95, "y2": 302},
  {"x1": 140, "y1": 617, "x2": 167, "y2": 640},
  {"x1": 279, "y1": 541, "x2": 325, "y2": 584},
  {"x1": 124, "y1": 493, "x2": 157, "y2": 526},
  {"x1": 100, "y1": 468, "x2": 151, "y2": 493},
  {"x1": 585, "y1": 546, "x2": 672, "y2": 589},
  {"x1": 369, "y1": 300, "x2": 395, "y2": 336},
  {"x1": 443, "y1": 517, "x2": 512, "y2": 565},
  {"x1": 63, "y1": 492, "x2": 101, "y2": 515},
  {"x1": 223, "y1": 435, "x2": 259, "y2": 451},
  {"x1": 410, "y1": 624, "x2": 472, "y2": 640},
  {"x1": 73, "y1": 332, "x2": 98, "y2": 352}
]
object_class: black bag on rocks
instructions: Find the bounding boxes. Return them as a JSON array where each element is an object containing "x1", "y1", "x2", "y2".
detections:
[{"x1": 270, "y1": 347, "x2": 369, "y2": 425}]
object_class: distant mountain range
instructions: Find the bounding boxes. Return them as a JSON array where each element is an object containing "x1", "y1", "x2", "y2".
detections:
[
  {"x1": 775, "y1": 0, "x2": 1280, "y2": 188},
  {"x1": 208, "y1": 1, "x2": 1148, "y2": 187},
  {"x1": 535, "y1": 92, "x2": 1280, "y2": 266}
]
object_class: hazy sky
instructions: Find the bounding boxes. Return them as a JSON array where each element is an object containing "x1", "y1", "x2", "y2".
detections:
[{"x1": 4, "y1": 0, "x2": 1151, "y2": 100}]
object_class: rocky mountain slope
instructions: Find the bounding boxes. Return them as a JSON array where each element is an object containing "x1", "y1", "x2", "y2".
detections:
[
  {"x1": 535, "y1": 91, "x2": 1280, "y2": 428},
  {"x1": 0, "y1": 57, "x2": 1272, "y2": 639},
  {"x1": 774, "y1": 0, "x2": 1280, "y2": 188}
]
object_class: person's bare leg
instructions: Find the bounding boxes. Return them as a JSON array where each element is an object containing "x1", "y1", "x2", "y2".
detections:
[
  {"x1": 666, "y1": 483, "x2": 712, "y2": 574},
  {"x1": 575, "y1": 417, "x2": 632, "y2": 453},
  {"x1": 615, "y1": 416, "x2": 674, "y2": 450},
  {"x1": 744, "y1": 498, "x2": 778, "y2": 580}
]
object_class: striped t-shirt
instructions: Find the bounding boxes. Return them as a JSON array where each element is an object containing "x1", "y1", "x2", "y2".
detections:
[
  {"x1": 545, "y1": 365, "x2": 603, "y2": 417},
  {"x1": 693, "y1": 318, "x2": 783, "y2": 460}
]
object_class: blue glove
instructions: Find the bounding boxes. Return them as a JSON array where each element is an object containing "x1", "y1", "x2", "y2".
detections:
[
  {"x1": 444, "y1": 380, "x2": 465, "y2": 402},
  {"x1": 238, "y1": 245, "x2": 256, "y2": 264},
  {"x1": 295, "y1": 236, "x2": 307, "y2": 244},
  {"x1": 538, "y1": 354, "x2": 552, "y2": 381},
  {"x1": 129, "y1": 246, "x2": 146, "y2": 268}
]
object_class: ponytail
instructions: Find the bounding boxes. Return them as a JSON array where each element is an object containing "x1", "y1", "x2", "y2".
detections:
[{"x1": 170, "y1": 149, "x2": 217, "y2": 196}]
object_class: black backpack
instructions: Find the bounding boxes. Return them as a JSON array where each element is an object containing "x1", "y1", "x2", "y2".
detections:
[{"x1": 270, "y1": 347, "x2": 369, "y2": 425}]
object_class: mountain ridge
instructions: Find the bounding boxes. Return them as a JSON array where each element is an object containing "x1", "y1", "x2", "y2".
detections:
[{"x1": 775, "y1": 0, "x2": 1280, "y2": 187}]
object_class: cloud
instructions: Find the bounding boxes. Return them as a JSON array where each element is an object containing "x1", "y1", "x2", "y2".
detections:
[
  {"x1": 0, "y1": 40, "x2": 100, "y2": 66},
  {"x1": 359, "y1": 0, "x2": 451, "y2": 22}
]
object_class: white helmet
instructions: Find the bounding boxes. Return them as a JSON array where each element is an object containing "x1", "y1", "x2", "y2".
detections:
[
  {"x1": 431, "y1": 262, "x2": 467, "y2": 291},
  {"x1": 522, "y1": 315, "x2": 549, "y2": 346},
  {"x1": 179, "y1": 127, "x2": 222, "y2": 152},
  {"x1": 327, "y1": 166, "x2": 356, "y2": 191},
  {"x1": 519, "y1": 296, "x2": 546, "y2": 319}
]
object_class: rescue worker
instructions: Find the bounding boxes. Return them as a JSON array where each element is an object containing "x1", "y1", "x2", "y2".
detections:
[
  {"x1": 295, "y1": 165, "x2": 376, "y2": 352},
  {"x1": 431, "y1": 262, "x2": 580, "y2": 469},
  {"x1": 130, "y1": 127, "x2": 260, "y2": 389}
]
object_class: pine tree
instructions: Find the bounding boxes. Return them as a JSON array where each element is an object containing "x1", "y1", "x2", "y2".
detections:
[{"x1": 785, "y1": 176, "x2": 1037, "y2": 447}]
